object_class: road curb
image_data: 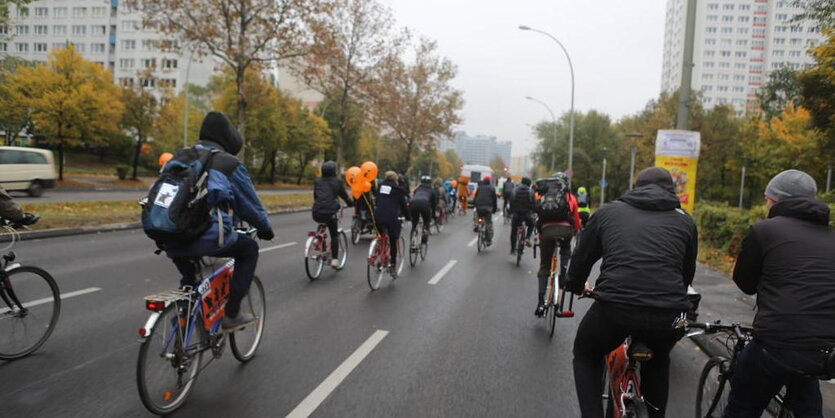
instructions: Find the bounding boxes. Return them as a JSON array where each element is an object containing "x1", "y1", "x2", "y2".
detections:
[{"x1": 2, "y1": 207, "x2": 311, "y2": 242}]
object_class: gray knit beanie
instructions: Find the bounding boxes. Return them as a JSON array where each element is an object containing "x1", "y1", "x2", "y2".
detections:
[{"x1": 764, "y1": 169, "x2": 817, "y2": 201}]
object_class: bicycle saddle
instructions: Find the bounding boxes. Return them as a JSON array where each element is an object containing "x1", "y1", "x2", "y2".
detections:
[{"x1": 628, "y1": 340, "x2": 654, "y2": 362}]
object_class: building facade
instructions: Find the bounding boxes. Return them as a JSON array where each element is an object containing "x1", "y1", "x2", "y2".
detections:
[
  {"x1": 661, "y1": 0, "x2": 824, "y2": 114},
  {"x1": 440, "y1": 131, "x2": 512, "y2": 167},
  {"x1": 1, "y1": 0, "x2": 215, "y2": 94}
]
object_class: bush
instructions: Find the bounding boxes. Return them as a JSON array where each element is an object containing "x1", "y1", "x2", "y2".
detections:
[{"x1": 115, "y1": 164, "x2": 130, "y2": 180}]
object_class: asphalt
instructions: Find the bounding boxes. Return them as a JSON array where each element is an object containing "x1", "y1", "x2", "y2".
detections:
[
  {"x1": 0, "y1": 210, "x2": 831, "y2": 417},
  {"x1": 15, "y1": 189, "x2": 309, "y2": 204}
]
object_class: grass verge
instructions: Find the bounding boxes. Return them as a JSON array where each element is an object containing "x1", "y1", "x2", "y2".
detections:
[
  {"x1": 20, "y1": 193, "x2": 313, "y2": 231},
  {"x1": 697, "y1": 240, "x2": 736, "y2": 276}
]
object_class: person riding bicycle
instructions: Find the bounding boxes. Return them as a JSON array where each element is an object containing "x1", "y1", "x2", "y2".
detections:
[
  {"x1": 509, "y1": 177, "x2": 536, "y2": 255},
  {"x1": 0, "y1": 186, "x2": 38, "y2": 226},
  {"x1": 374, "y1": 171, "x2": 410, "y2": 277},
  {"x1": 723, "y1": 169, "x2": 835, "y2": 417},
  {"x1": 164, "y1": 111, "x2": 275, "y2": 330},
  {"x1": 457, "y1": 176, "x2": 470, "y2": 214},
  {"x1": 502, "y1": 178, "x2": 514, "y2": 215},
  {"x1": 434, "y1": 178, "x2": 447, "y2": 221},
  {"x1": 355, "y1": 179, "x2": 375, "y2": 232},
  {"x1": 576, "y1": 186, "x2": 591, "y2": 228},
  {"x1": 533, "y1": 172, "x2": 580, "y2": 317},
  {"x1": 565, "y1": 167, "x2": 697, "y2": 418},
  {"x1": 448, "y1": 180, "x2": 458, "y2": 213},
  {"x1": 472, "y1": 176, "x2": 498, "y2": 246},
  {"x1": 312, "y1": 161, "x2": 354, "y2": 269},
  {"x1": 410, "y1": 176, "x2": 437, "y2": 244}
]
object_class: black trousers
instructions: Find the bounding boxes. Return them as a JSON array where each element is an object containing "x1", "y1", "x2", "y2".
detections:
[
  {"x1": 172, "y1": 235, "x2": 259, "y2": 318},
  {"x1": 313, "y1": 212, "x2": 339, "y2": 258},
  {"x1": 510, "y1": 212, "x2": 534, "y2": 251},
  {"x1": 410, "y1": 205, "x2": 432, "y2": 232},
  {"x1": 573, "y1": 301, "x2": 683, "y2": 418},
  {"x1": 537, "y1": 225, "x2": 572, "y2": 303}
]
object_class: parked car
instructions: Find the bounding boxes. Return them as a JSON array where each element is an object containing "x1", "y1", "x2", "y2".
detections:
[{"x1": 0, "y1": 146, "x2": 57, "y2": 197}]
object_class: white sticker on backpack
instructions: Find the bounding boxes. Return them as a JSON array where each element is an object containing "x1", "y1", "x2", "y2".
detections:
[
  {"x1": 154, "y1": 183, "x2": 179, "y2": 208},
  {"x1": 380, "y1": 185, "x2": 392, "y2": 195}
]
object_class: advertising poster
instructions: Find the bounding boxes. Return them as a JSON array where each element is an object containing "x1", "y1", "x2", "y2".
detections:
[{"x1": 655, "y1": 130, "x2": 701, "y2": 214}]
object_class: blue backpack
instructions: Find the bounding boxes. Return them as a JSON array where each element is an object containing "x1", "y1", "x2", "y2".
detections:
[{"x1": 142, "y1": 147, "x2": 218, "y2": 247}]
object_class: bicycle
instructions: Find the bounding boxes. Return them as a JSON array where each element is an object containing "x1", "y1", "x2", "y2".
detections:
[
  {"x1": 366, "y1": 222, "x2": 405, "y2": 291},
  {"x1": 601, "y1": 334, "x2": 654, "y2": 418},
  {"x1": 514, "y1": 224, "x2": 528, "y2": 267},
  {"x1": 0, "y1": 217, "x2": 61, "y2": 360},
  {"x1": 684, "y1": 320, "x2": 814, "y2": 418},
  {"x1": 474, "y1": 216, "x2": 489, "y2": 253},
  {"x1": 136, "y1": 226, "x2": 266, "y2": 415},
  {"x1": 409, "y1": 219, "x2": 428, "y2": 267},
  {"x1": 502, "y1": 204, "x2": 511, "y2": 225},
  {"x1": 305, "y1": 211, "x2": 348, "y2": 280},
  {"x1": 540, "y1": 240, "x2": 574, "y2": 338},
  {"x1": 431, "y1": 207, "x2": 445, "y2": 234}
]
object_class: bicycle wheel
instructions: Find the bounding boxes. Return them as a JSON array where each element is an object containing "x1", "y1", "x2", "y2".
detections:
[
  {"x1": 409, "y1": 227, "x2": 419, "y2": 267},
  {"x1": 624, "y1": 398, "x2": 650, "y2": 418},
  {"x1": 419, "y1": 229, "x2": 428, "y2": 260},
  {"x1": 367, "y1": 239, "x2": 384, "y2": 291},
  {"x1": 695, "y1": 356, "x2": 731, "y2": 418},
  {"x1": 137, "y1": 302, "x2": 205, "y2": 415},
  {"x1": 434, "y1": 212, "x2": 444, "y2": 234},
  {"x1": 336, "y1": 231, "x2": 349, "y2": 269},
  {"x1": 477, "y1": 227, "x2": 484, "y2": 253},
  {"x1": 351, "y1": 219, "x2": 361, "y2": 245},
  {"x1": 230, "y1": 276, "x2": 266, "y2": 362},
  {"x1": 549, "y1": 288, "x2": 558, "y2": 338},
  {"x1": 395, "y1": 236, "x2": 405, "y2": 276},
  {"x1": 304, "y1": 236, "x2": 325, "y2": 281},
  {"x1": 515, "y1": 231, "x2": 524, "y2": 267},
  {"x1": 0, "y1": 266, "x2": 61, "y2": 360}
]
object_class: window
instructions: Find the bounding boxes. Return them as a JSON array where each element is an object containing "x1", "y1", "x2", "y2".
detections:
[
  {"x1": 774, "y1": 38, "x2": 786, "y2": 44},
  {"x1": 754, "y1": 17, "x2": 767, "y2": 24},
  {"x1": 54, "y1": 7, "x2": 67, "y2": 18},
  {"x1": 72, "y1": 25, "x2": 86, "y2": 36},
  {"x1": 723, "y1": 4, "x2": 734, "y2": 10},
  {"x1": 702, "y1": 73, "x2": 714, "y2": 80},
  {"x1": 34, "y1": 43, "x2": 48, "y2": 53},
  {"x1": 734, "y1": 74, "x2": 746, "y2": 81},
  {"x1": 140, "y1": 78, "x2": 156, "y2": 88},
  {"x1": 142, "y1": 58, "x2": 156, "y2": 68},
  {"x1": 737, "y1": 27, "x2": 749, "y2": 34},
  {"x1": 0, "y1": 43, "x2": 6, "y2": 52},
  {"x1": 16, "y1": 7, "x2": 28, "y2": 17},
  {"x1": 703, "y1": 85, "x2": 714, "y2": 92},
  {"x1": 704, "y1": 61, "x2": 715, "y2": 68},
  {"x1": 704, "y1": 50, "x2": 716, "y2": 57},
  {"x1": 159, "y1": 79, "x2": 177, "y2": 88},
  {"x1": 808, "y1": 26, "x2": 821, "y2": 33},
  {"x1": 141, "y1": 39, "x2": 156, "y2": 51},
  {"x1": 706, "y1": 27, "x2": 718, "y2": 33},
  {"x1": 119, "y1": 58, "x2": 135, "y2": 69},
  {"x1": 740, "y1": 4, "x2": 751, "y2": 11},
  {"x1": 71, "y1": 43, "x2": 85, "y2": 52},
  {"x1": 121, "y1": 39, "x2": 136, "y2": 50},
  {"x1": 0, "y1": 26, "x2": 6, "y2": 35},
  {"x1": 15, "y1": 43, "x2": 28, "y2": 53},
  {"x1": 34, "y1": 25, "x2": 47, "y2": 35},
  {"x1": 735, "y1": 39, "x2": 748, "y2": 46},
  {"x1": 707, "y1": 15, "x2": 718, "y2": 22},
  {"x1": 119, "y1": 78, "x2": 135, "y2": 87},
  {"x1": 735, "y1": 51, "x2": 747, "y2": 58},
  {"x1": 719, "y1": 61, "x2": 731, "y2": 68},
  {"x1": 788, "y1": 50, "x2": 801, "y2": 57},
  {"x1": 738, "y1": 16, "x2": 750, "y2": 23},
  {"x1": 721, "y1": 27, "x2": 733, "y2": 34},
  {"x1": 722, "y1": 15, "x2": 734, "y2": 22},
  {"x1": 775, "y1": 26, "x2": 787, "y2": 33},
  {"x1": 733, "y1": 86, "x2": 744, "y2": 93},
  {"x1": 91, "y1": 25, "x2": 106, "y2": 36},
  {"x1": 91, "y1": 43, "x2": 105, "y2": 53},
  {"x1": 15, "y1": 25, "x2": 29, "y2": 36},
  {"x1": 705, "y1": 38, "x2": 716, "y2": 45},
  {"x1": 121, "y1": 21, "x2": 138, "y2": 32},
  {"x1": 52, "y1": 43, "x2": 65, "y2": 50},
  {"x1": 72, "y1": 7, "x2": 86, "y2": 18},
  {"x1": 720, "y1": 50, "x2": 731, "y2": 57},
  {"x1": 708, "y1": 3, "x2": 719, "y2": 10},
  {"x1": 718, "y1": 86, "x2": 729, "y2": 92},
  {"x1": 735, "y1": 63, "x2": 746, "y2": 69},
  {"x1": 53, "y1": 25, "x2": 67, "y2": 36},
  {"x1": 162, "y1": 58, "x2": 178, "y2": 69},
  {"x1": 777, "y1": 14, "x2": 788, "y2": 21},
  {"x1": 34, "y1": 7, "x2": 48, "y2": 17},
  {"x1": 720, "y1": 38, "x2": 732, "y2": 46},
  {"x1": 790, "y1": 38, "x2": 803, "y2": 45},
  {"x1": 92, "y1": 7, "x2": 107, "y2": 18},
  {"x1": 753, "y1": 28, "x2": 766, "y2": 35},
  {"x1": 752, "y1": 40, "x2": 765, "y2": 47}
]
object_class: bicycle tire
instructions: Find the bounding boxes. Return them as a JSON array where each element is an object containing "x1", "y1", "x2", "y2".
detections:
[
  {"x1": 137, "y1": 302, "x2": 205, "y2": 415},
  {"x1": 367, "y1": 239, "x2": 384, "y2": 290},
  {"x1": 351, "y1": 220, "x2": 361, "y2": 245},
  {"x1": 602, "y1": 369, "x2": 614, "y2": 418},
  {"x1": 516, "y1": 230, "x2": 524, "y2": 267},
  {"x1": 395, "y1": 236, "x2": 405, "y2": 276},
  {"x1": 304, "y1": 237, "x2": 325, "y2": 281},
  {"x1": 695, "y1": 356, "x2": 731, "y2": 418},
  {"x1": 230, "y1": 276, "x2": 266, "y2": 362},
  {"x1": 624, "y1": 398, "x2": 650, "y2": 418},
  {"x1": 0, "y1": 266, "x2": 61, "y2": 360},
  {"x1": 337, "y1": 231, "x2": 349, "y2": 269},
  {"x1": 477, "y1": 227, "x2": 484, "y2": 253},
  {"x1": 419, "y1": 229, "x2": 428, "y2": 260},
  {"x1": 549, "y1": 301, "x2": 557, "y2": 338},
  {"x1": 409, "y1": 228, "x2": 419, "y2": 267}
]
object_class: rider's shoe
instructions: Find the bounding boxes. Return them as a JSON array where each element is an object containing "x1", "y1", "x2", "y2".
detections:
[
  {"x1": 534, "y1": 304, "x2": 545, "y2": 318},
  {"x1": 388, "y1": 266, "x2": 398, "y2": 279},
  {"x1": 526, "y1": 240, "x2": 532, "y2": 248},
  {"x1": 510, "y1": 248, "x2": 517, "y2": 255},
  {"x1": 222, "y1": 312, "x2": 256, "y2": 331},
  {"x1": 330, "y1": 259, "x2": 341, "y2": 269}
]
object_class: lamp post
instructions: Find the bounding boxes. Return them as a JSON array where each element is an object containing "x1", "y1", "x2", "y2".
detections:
[
  {"x1": 525, "y1": 96, "x2": 557, "y2": 172},
  {"x1": 182, "y1": 46, "x2": 195, "y2": 148},
  {"x1": 519, "y1": 25, "x2": 575, "y2": 176},
  {"x1": 625, "y1": 133, "x2": 644, "y2": 190},
  {"x1": 600, "y1": 147, "x2": 608, "y2": 206}
]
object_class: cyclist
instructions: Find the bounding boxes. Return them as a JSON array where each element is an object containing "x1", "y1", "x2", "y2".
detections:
[
  {"x1": 165, "y1": 111, "x2": 275, "y2": 330},
  {"x1": 576, "y1": 186, "x2": 591, "y2": 228},
  {"x1": 312, "y1": 161, "x2": 354, "y2": 269},
  {"x1": 410, "y1": 176, "x2": 437, "y2": 244},
  {"x1": 457, "y1": 176, "x2": 470, "y2": 214},
  {"x1": 434, "y1": 178, "x2": 447, "y2": 222},
  {"x1": 446, "y1": 180, "x2": 458, "y2": 214},
  {"x1": 502, "y1": 178, "x2": 514, "y2": 216},
  {"x1": 374, "y1": 171, "x2": 410, "y2": 277},
  {"x1": 355, "y1": 179, "x2": 375, "y2": 233},
  {"x1": 509, "y1": 177, "x2": 535, "y2": 255},
  {"x1": 724, "y1": 169, "x2": 835, "y2": 417},
  {"x1": 565, "y1": 167, "x2": 697, "y2": 418},
  {"x1": 0, "y1": 186, "x2": 38, "y2": 226},
  {"x1": 533, "y1": 172, "x2": 580, "y2": 317},
  {"x1": 472, "y1": 175, "x2": 498, "y2": 245}
]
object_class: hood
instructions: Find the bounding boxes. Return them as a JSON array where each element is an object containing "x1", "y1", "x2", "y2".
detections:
[
  {"x1": 198, "y1": 111, "x2": 243, "y2": 155},
  {"x1": 618, "y1": 184, "x2": 681, "y2": 211},
  {"x1": 769, "y1": 197, "x2": 830, "y2": 225},
  {"x1": 321, "y1": 161, "x2": 337, "y2": 178}
]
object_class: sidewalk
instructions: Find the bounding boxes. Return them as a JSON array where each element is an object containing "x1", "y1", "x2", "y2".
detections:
[{"x1": 691, "y1": 264, "x2": 835, "y2": 413}]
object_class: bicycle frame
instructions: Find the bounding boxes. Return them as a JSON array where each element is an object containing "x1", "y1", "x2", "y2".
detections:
[
  {"x1": 605, "y1": 337, "x2": 645, "y2": 418},
  {"x1": 368, "y1": 233, "x2": 390, "y2": 268},
  {"x1": 305, "y1": 224, "x2": 331, "y2": 260}
]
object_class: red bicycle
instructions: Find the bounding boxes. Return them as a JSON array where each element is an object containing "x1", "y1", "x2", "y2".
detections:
[
  {"x1": 366, "y1": 224, "x2": 405, "y2": 291},
  {"x1": 304, "y1": 211, "x2": 347, "y2": 281}
]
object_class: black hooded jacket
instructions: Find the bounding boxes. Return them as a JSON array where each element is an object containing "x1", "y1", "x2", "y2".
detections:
[
  {"x1": 733, "y1": 197, "x2": 835, "y2": 350},
  {"x1": 566, "y1": 184, "x2": 698, "y2": 311},
  {"x1": 312, "y1": 164, "x2": 353, "y2": 216}
]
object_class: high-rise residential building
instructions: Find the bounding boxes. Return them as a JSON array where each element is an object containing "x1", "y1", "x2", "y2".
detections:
[
  {"x1": 440, "y1": 131, "x2": 512, "y2": 167},
  {"x1": 1, "y1": 0, "x2": 215, "y2": 94},
  {"x1": 661, "y1": 0, "x2": 824, "y2": 114},
  {"x1": 510, "y1": 155, "x2": 532, "y2": 177}
]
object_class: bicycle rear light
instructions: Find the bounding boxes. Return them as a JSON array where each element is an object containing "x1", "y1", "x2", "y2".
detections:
[
  {"x1": 307, "y1": 232, "x2": 316, "y2": 237},
  {"x1": 145, "y1": 300, "x2": 166, "y2": 312}
]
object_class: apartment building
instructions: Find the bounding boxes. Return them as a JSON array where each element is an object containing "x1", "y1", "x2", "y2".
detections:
[{"x1": 440, "y1": 131, "x2": 512, "y2": 167}]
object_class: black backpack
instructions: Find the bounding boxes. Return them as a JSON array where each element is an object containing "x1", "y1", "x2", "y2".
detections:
[
  {"x1": 141, "y1": 147, "x2": 218, "y2": 248},
  {"x1": 538, "y1": 181, "x2": 571, "y2": 224}
]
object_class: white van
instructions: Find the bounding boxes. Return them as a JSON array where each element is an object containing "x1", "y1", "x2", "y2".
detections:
[{"x1": 0, "y1": 146, "x2": 57, "y2": 197}]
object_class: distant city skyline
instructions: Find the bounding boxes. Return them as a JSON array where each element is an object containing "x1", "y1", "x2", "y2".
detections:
[{"x1": 440, "y1": 131, "x2": 512, "y2": 168}]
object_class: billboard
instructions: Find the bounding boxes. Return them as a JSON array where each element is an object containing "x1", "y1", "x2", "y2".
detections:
[{"x1": 655, "y1": 130, "x2": 701, "y2": 214}]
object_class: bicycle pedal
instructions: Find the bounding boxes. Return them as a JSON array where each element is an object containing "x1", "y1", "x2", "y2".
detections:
[{"x1": 557, "y1": 310, "x2": 574, "y2": 318}]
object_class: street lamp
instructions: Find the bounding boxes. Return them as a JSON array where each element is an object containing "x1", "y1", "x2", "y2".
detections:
[
  {"x1": 519, "y1": 25, "x2": 575, "y2": 176},
  {"x1": 600, "y1": 147, "x2": 608, "y2": 206},
  {"x1": 525, "y1": 96, "x2": 558, "y2": 172},
  {"x1": 182, "y1": 46, "x2": 195, "y2": 148},
  {"x1": 625, "y1": 133, "x2": 644, "y2": 190}
]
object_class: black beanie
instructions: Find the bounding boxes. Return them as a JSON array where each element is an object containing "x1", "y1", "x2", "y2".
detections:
[
  {"x1": 635, "y1": 167, "x2": 675, "y2": 193},
  {"x1": 199, "y1": 111, "x2": 243, "y2": 155}
]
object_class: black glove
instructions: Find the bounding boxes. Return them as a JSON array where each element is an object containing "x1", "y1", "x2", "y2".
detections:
[
  {"x1": 20, "y1": 213, "x2": 39, "y2": 226},
  {"x1": 492, "y1": 208, "x2": 497, "y2": 214},
  {"x1": 257, "y1": 229, "x2": 274, "y2": 241}
]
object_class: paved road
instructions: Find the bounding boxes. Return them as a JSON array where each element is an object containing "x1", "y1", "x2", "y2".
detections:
[
  {"x1": 14, "y1": 189, "x2": 310, "y2": 204},
  {"x1": 0, "y1": 211, "x2": 831, "y2": 417}
]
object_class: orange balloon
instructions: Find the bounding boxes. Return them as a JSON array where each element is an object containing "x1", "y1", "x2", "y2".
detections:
[
  {"x1": 345, "y1": 166, "x2": 361, "y2": 187},
  {"x1": 451, "y1": 180, "x2": 458, "y2": 188},
  {"x1": 351, "y1": 188, "x2": 362, "y2": 199},
  {"x1": 360, "y1": 181, "x2": 372, "y2": 193},
  {"x1": 158, "y1": 152, "x2": 174, "y2": 167},
  {"x1": 360, "y1": 161, "x2": 378, "y2": 182}
]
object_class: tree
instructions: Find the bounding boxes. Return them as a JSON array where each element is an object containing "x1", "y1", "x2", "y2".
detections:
[
  {"x1": 126, "y1": 0, "x2": 327, "y2": 155},
  {"x1": 122, "y1": 86, "x2": 159, "y2": 180},
  {"x1": 151, "y1": 91, "x2": 204, "y2": 154},
  {"x1": 798, "y1": 29, "x2": 835, "y2": 173},
  {"x1": 297, "y1": 0, "x2": 406, "y2": 167},
  {"x1": 16, "y1": 46, "x2": 123, "y2": 180},
  {"x1": 284, "y1": 98, "x2": 331, "y2": 184},
  {"x1": 489, "y1": 156, "x2": 507, "y2": 174},
  {"x1": 793, "y1": 0, "x2": 835, "y2": 28},
  {"x1": 758, "y1": 67, "x2": 802, "y2": 119},
  {"x1": 0, "y1": 0, "x2": 33, "y2": 28},
  {"x1": 371, "y1": 38, "x2": 463, "y2": 172},
  {"x1": 0, "y1": 57, "x2": 34, "y2": 145}
]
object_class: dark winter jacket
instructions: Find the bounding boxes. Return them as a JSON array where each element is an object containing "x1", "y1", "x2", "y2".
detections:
[
  {"x1": 374, "y1": 180, "x2": 410, "y2": 223},
  {"x1": 312, "y1": 166, "x2": 353, "y2": 216},
  {"x1": 473, "y1": 182, "x2": 497, "y2": 212},
  {"x1": 733, "y1": 197, "x2": 835, "y2": 350},
  {"x1": 566, "y1": 184, "x2": 698, "y2": 311},
  {"x1": 0, "y1": 186, "x2": 23, "y2": 221},
  {"x1": 503, "y1": 180, "x2": 514, "y2": 199},
  {"x1": 509, "y1": 184, "x2": 535, "y2": 214},
  {"x1": 411, "y1": 184, "x2": 437, "y2": 209}
]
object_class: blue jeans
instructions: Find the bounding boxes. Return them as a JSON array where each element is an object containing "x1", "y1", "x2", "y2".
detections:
[{"x1": 724, "y1": 339, "x2": 828, "y2": 417}]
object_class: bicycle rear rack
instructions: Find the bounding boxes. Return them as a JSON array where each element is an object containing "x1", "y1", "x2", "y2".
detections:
[{"x1": 144, "y1": 289, "x2": 192, "y2": 308}]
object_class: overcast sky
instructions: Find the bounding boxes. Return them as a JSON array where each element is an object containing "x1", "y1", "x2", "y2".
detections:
[{"x1": 381, "y1": 0, "x2": 667, "y2": 157}]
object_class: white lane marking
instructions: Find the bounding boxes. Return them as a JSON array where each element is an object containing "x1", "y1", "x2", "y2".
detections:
[
  {"x1": 259, "y1": 242, "x2": 297, "y2": 253},
  {"x1": 467, "y1": 237, "x2": 478, "y2": 247},
  {"x1": 0, "y1": 287, "x2": 101, "y2": 314},
  {"x1": 428, "y1": 260, "x2": 458, "y2": 285},
  {"x1": 286, "y1": 329, "x2": 389, "y2": 418}
]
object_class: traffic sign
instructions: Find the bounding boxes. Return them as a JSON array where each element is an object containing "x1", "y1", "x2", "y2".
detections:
[{"x1": 599, "y1": 179, "x2": 608, "y2": 188}]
